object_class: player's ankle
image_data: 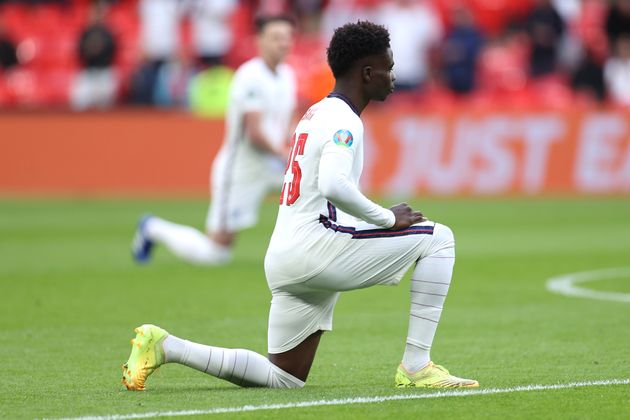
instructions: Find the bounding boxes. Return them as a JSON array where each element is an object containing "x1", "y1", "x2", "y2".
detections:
[{"x1": 402, "y1": 359, "x2": 430, "y2": 374}]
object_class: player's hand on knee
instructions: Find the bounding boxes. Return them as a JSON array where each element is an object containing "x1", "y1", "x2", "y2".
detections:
[{"x1": 390, "y1": 203, "x2": 426, "y2": 230}]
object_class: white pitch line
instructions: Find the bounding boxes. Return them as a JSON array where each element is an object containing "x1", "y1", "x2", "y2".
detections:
[
  {"x1": 51, "y1": 378, "x2": 630, "y2": 420},
  {"x1": 546, "y1": 267, "x2": 630, "y2": 303}
]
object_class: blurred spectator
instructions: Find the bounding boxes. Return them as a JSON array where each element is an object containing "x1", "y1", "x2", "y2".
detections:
[
  {"x1": 551, "y1": 0, "x2": 583, "y2": 73},
  {"x1": 1, "y1": 0, "x2": 629, "y2": 109},
  {"x1": 187, "y1": 0, "x2": 237, "y2": 68},
  {"x1": 605, "y1": 0, "x2": 630, "y2": 49},
  {"x1": 604, "y1": 35, "x2": 630, "y2": 106},
  {"x1": 287, "y1": 0, "x2": 332, "y2": 106},
  {"x1": 571, "y1": 47, "x2": 605, "y2": 103},
  {"x1": 477, "y1": 31, "x2": 529, "y2": 94},
  {"x1": 129, "y1": 0, "x2": 183, "y2": 105},
  {"x1": 291, "y1": 0, "x2": 327, "y2": 33},
  {"x1": 375, "y1": 0, "x2": 442, "y2": 91},
  {"x1": 551, "y1": 0, "x2": 581, "y2": 22},
  {"x1": 525, "y1": 0, "x2": 565, "y2": 78},
  {"x1": 0, "y1": 21, "x2": 18, "y2": 70},
  {"x1": 8, "y1": 0, "x2": 69, "y2": 4},
  {"x1": 576, "y1": 0, "x2": 609, "y2": 64},
  {"x1": 441, "y1": 6, "x2": 483, "y2": 94},
  {"x1": 152, "y1": 54, "x2": 193, "y2": 107},
  {"x1": 322, "y1": 0, "x2": 375, "y2": 41},
  {"x1": 70, "y1": 1, "x2": 118, "y2": 110}
]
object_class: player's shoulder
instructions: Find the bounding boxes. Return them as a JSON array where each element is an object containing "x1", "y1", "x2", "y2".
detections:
[
  {"x1": 276, "y1": 62, "x2": 296, "y2": 80},
  {"x1": 233, "y1": 58, "x2": 263, "y2": 79},
  {"x1": 299, "y1": 96, "x2": 362, "y2": 147},
  {"x1": 234, "y1": 58, "x2": 295, "y2": 84},
  {"x1": 315, "y1": 96, "x2": 362, "y2": 129}
]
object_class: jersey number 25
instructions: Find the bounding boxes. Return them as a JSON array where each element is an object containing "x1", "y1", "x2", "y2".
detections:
[{"x1": 280, "y1": 132, "x2": 308, "y2": 206}]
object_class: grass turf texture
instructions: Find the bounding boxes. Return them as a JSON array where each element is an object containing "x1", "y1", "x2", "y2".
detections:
[{"x1": 1, "y1": 197, "x2": 629, "y2": 419}]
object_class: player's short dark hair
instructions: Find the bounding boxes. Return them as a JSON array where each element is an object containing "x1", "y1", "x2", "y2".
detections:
[
  {"x1": 327, "y1": 21, "x2": 391, "y2": 78},
  {"x1": 254, "y1": 14, "x2": 295, "y2": 34}
]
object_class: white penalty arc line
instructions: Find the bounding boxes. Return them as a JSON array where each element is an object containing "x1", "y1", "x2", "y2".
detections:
[
  {"x1": 546, "y1": 267, "x2": 630, "y2": 303},
  {"x1": 53, "y1": 378, "x2": 630, "y2": 420}
]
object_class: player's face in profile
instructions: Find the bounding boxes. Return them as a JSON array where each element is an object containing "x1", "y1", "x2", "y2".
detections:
[
  {"x1": 368, "y1": 48, "x2": 396, "y2": 102},
  {"x1": 258, "y1": 21, "x2": 294, "y2": 65}
]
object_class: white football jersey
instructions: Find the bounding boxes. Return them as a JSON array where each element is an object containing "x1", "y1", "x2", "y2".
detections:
[
  {"x1": 265, "y1": 94, "x2": 394, "y2": 287},
  {"x1": 215, "y1": 57, "x2": 296, "y2": 182},
  {"x1": 225, "y1": 57, "x2": 296, "y2": 149}
]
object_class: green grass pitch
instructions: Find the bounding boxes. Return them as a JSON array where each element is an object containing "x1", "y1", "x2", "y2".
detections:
[{"x1": 1, "y1": 197, "x2": 629, "y2": 419}]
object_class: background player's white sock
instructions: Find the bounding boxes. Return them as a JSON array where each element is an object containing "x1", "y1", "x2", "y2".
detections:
[
  {"x1": 162, "y1": 335, "x2": 304, "y2": 388},
  {"x1": 145, "y1": 217, "x2": 231, "y2": 265},
  {"x1": 402, "y1": 226, "x2": 455, "y2": 373}
]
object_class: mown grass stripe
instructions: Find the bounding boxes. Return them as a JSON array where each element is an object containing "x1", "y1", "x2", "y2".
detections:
[{"x1": 52, "y1": 378, "x2": 630, "y2": 420}]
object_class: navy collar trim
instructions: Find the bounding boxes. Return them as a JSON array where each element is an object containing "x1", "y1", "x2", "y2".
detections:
[{"x1": 327, "y1": 92, "x2": 360, "y2": 116}]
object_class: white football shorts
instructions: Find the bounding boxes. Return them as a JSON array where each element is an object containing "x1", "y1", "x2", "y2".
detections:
[
  {"x1": 207, "y1": 147, "x2": 285, "y2": 233},
  {"x1": 267, "y1": 221, "x2": 453, "y2": 354}
]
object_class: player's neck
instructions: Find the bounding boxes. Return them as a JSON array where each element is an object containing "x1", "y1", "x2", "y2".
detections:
[
  {"x1": 261, "y1": 56, "x2": 281, "y2": 73},
  {"x1": 331, "y1": 82, "x2": 368, "y2": 115}
]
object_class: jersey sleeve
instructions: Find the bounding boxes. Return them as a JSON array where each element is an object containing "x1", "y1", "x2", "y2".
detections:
[
  {"x1": 286, "y1": 66, "x2": 298, "y2": 115},
  {"x1": 317, "y1": 124, "x2": 395, "y2": 228},
  {"x1": 230, "y1": 68, "x2": 265, "y2": 113}
]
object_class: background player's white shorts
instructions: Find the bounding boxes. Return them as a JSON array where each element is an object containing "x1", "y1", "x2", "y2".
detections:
[
  {"x1": 207, "y1": 146, "x2": 284, "y2": 233},
  {"x1": 267, "y1": 221, "x2": 454, "y2": 353}
]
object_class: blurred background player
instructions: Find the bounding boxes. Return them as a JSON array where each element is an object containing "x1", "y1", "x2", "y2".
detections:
[
  {"x1": 122, "y1": 20, "x2": 477, "y2": 391},
  {"x1": 131, "y1": 15, "x2": 296, "y2": 266}
]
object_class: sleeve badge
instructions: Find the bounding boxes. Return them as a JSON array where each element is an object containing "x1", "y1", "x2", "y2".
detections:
[{"x1": 333, "y1": 129, "x2": 354, "y2": 147}]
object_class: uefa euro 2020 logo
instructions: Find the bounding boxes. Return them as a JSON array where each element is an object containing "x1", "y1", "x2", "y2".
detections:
[{"x1": 333, "y1": 129, "x2": 353, "y2": 148}]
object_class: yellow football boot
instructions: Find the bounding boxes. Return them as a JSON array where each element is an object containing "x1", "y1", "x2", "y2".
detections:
[
  {"x1": 395, "y1": 362, "x2": 479, "y2": 388},
  {"x1": 122, "y1": 324, "x2": 168, "y2": 391}
]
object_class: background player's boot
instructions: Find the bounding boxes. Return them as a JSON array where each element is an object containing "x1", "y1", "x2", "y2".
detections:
[
  {"x1": 122, "y1": 324, "x2": 168, "y2": 390},
  {"x1": 395, "y1": 362, "x2": 479, "y2": 388},
  {"x1": 131, "y1": 214, "x2": 154, "y2": 263}
]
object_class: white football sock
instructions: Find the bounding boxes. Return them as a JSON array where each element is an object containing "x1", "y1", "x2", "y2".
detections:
[
  {"x1": 402, "y1": 226, "x2": 455, "y2": 373},
  {"x1": 145, "y1": 217, "x2": 231, "y2": 265},
  {"x1": 162, "y1": 335, "x2": 304, "y2": 388}
]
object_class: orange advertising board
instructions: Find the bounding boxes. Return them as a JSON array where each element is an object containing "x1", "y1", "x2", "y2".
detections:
[
  {"x1": 0, "y1": 110, "x2": 223, "y2": 196},
  {"x1": 1, "y1": 107, "x2": 629, "y2": 196},
  {"x1": 362, "y1": 106, "x2": 630, "y2": 195}
]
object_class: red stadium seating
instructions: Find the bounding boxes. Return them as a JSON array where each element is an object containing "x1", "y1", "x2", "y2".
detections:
[{"x1": 0, "y1": 0, "x2": 624, "y2": 108}]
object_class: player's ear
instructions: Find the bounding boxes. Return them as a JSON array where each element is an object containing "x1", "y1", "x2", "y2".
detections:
[{"x1": 362, "y1": 66, "x2": 372, "y2": 83}]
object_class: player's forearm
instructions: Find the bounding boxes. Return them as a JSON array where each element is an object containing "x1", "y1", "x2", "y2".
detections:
[
  {"x1": 244, "y1": 112, "x2": 283, "y2": 156},
  {"x1": 318, "y1": 162, "x2": 395, "y2": 228},
  {"x1": 248, "y1": 131, "x2": 280, "y2": 155}
]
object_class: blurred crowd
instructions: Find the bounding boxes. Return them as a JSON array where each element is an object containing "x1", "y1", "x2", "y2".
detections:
[{"x1": 0, "y1": 0, "x2": 629, "y2": 111}]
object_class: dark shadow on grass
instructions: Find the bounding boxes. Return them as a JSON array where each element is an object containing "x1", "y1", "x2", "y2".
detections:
[
  {"x1": 139, "y1": 385, "x2": 286, "y2": 394},
  {"x1": 124, "y1": 383, "x2": 325, "y2": 397}
]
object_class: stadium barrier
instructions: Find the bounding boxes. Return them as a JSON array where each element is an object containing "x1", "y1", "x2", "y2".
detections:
[{"x1": 1, "y1": 106, "x2": 629, "y2": 196}]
